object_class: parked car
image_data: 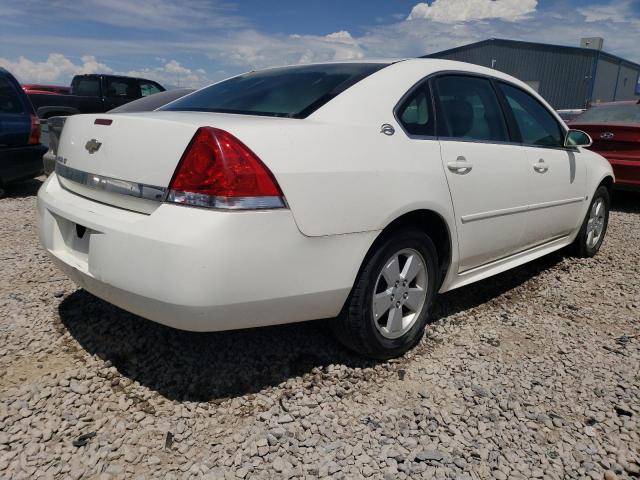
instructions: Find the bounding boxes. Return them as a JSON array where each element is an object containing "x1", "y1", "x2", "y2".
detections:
[
  {"x1": 108, "y1": 88, "x2": 195, "y2": 113},
  {"x1": 557, "y1": 108, "x2": 585, "y2": 123},
  {"x1": 570, "y1": 100, "x2": 640, "y2": 189},
  {"x1": 37, "y1": 59, "x2": 613, "y2": 359},
  {"x1": 0, "y1": 67, "x2": 47, "y2": 192},
  {"x1": 28, "y1": 74, "x2": 165, "y2": 119},
  {"x1": 22, "y1": 84, "x2": 70, "y2": 95},
  {"x1": 42, "y1": 88, "x2": 194, "y2": 175}
]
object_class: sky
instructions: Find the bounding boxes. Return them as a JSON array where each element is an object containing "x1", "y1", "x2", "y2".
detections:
[{"x1": 1, "y1": 0, "x2": 639, "y2": 89}]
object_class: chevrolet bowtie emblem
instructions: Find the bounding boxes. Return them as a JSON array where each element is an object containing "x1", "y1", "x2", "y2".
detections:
[{"x1": 85, "y1": 139, "x2": 102, "y2": 154}]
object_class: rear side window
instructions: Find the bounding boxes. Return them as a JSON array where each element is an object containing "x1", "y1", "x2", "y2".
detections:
[
  {"x1": 498, "y1": 83, "x2": 564, "y2": 148},
  {"x1": 73, "y1": 77, "x2": 101, "y2": 97},
  {"x1": 435, "y1": 75, "x2": 508, "y2": 143},
  {"x1": 160, "y1": 63, "x2": 388, "y2": 118},
  {"x1": 140, "y1": 81, "x2": 162, "y2": 97},
  {"x1": 397, "y1": 83, "x2": 434, "y2": 136},
  {"x1": 0, "y1": 77, "x2": 25, "y2": 114},
  {"x1": 106, "y1": 78, "x2": 141, "y2": 98}
]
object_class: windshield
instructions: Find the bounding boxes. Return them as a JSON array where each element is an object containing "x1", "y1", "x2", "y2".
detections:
[
  {"x1": 160, "y1": 63, "x2": 388, "y2": 118},
  {"x1": 575, "y1": 103, "x2": 640, "y2": 124}
]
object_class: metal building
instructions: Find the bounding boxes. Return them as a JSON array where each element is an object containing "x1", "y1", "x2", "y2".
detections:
[{"x1": 424, "y1": 38, "x2": 640, "y2": 109}]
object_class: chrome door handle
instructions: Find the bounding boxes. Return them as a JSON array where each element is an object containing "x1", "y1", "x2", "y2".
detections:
[
  {"x1": 447, "y1": 156, "x2": 473, "y2": 175},
  {"x1": 533, "y1": 159, "x2": 549, "y2": 173}
]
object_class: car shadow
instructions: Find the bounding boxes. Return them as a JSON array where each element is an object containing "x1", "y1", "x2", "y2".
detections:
[
  {"x1": 58, "y1": 250, "x2": 565, "y2": 403},
  {"x1": 58, "y1": 291, "x2": 379, "y2": 402},
  {"x1": 1, "y1": 177, "x2": 43, "y2": 198},
  {"x1": 611, "y1": 189, "x2": 640, "y2": 214}
]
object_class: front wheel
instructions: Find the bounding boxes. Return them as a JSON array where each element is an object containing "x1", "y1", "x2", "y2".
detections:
[
  {"x1": 330, "y1": 229, "x2": 438, "y2": 360},
  {"x1": 572, "y1": 185, "x2": 610, "y2": 257}
]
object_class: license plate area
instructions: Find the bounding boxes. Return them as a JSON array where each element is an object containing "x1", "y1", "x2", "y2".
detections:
[{"x1": 50, "y1": 212, "x2": 96, "y2": 269}]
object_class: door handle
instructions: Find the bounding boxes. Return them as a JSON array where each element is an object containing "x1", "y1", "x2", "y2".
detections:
[
  {"x1": 533, "y1": 159, "x2": 549, "y2": 173},
  {"x1": 447, "y1": 156, "x2": 473, "y2": 175}
]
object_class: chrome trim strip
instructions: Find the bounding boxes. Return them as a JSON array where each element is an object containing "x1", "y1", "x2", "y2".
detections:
[
  {"x1": 461, "y1": 196, "x2": 585, "y2": 224},
  {"x1": 55, "y1": 162, "x2": 167, "y2": 202},
  {"x1": 165, "y1": 190, "x2": 286, "y2": 210}
]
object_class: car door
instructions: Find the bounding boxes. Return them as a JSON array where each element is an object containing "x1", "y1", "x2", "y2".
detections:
[
  {"x1": 433, "y1": 74, "x2": 530, "y2": 272},
  {"x1": 496, "y1": 82, "x2": 586, "y2": 247}
]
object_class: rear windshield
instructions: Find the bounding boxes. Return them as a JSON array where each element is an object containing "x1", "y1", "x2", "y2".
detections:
[
  {"x1": 575, "y1": 103, "x2": 640, "y2": 124},
  {"x1": 160, "y1": 63, "x2": 388, "y2": 118}
]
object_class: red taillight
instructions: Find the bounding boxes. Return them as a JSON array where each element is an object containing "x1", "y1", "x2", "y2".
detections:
[
  {"x1": 28, "y1": 114, "x2": 41, "y2": 145},
  {"x1": 166, "y1": 127, "x2": 285, "y2": 209}
]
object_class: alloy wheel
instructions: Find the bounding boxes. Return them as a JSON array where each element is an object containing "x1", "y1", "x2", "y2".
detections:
[{"x1": 372, "y1": 248, "x2": 428, "y2": 339}]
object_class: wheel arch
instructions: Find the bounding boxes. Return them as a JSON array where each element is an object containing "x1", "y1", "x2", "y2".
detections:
[
  {"x1": 367, "y1": 209, "x2": 453, "y2": 288},
  {"x1": 599, "y1": 175, "x2": 614, "y2": 197},
  {"x1": 37, "y1": 106, "x2": 79, "y2": 119}
]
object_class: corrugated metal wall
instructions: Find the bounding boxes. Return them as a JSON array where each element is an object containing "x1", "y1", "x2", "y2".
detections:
[
  {"x1": 612, "y1": 64, "x2": 640, "y2": 101},
  {"x1": 431, "y1": 42, "x2": 594, "y2": 109},
  {"x1": 593, "y1": 57, "x2": 620, "y2": 103}
]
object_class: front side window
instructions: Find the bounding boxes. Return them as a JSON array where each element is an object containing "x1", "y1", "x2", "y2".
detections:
[
  {"x1": 160, "y1": 63, "x2": 388, "y2": 118},
  {"x1": 499, "y1": 83, "x2": 564, "y2": 148},
  {"x1": 0, "y1": 77, "x2": 24, "y2": 113},
  {"x1": 434, "y1": 75, "x2": 508, "y2": 143},
  {"x1": 396, "y1": 83, "x2": 434, "y2": 136}
]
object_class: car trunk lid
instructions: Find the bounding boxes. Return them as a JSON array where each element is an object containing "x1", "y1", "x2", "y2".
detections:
[
  {"x1": 55, "y1": 111, "x2": 294, "y2": 213},
  {"x1": 571, "y1": 122, "x2": 640, "y2": 158}
]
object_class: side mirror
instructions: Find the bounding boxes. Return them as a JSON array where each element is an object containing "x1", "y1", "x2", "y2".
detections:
[{"x1": 564, "y1": 129, "x2": 592, "y2": 148}]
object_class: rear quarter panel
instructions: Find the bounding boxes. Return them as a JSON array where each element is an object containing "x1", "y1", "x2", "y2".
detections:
[
  {"x1": 240, "y1": 121, "x2": 454, "y2": 238},
  {"x1": 236, "y1": 60, "x2": 458, "y2": 239}
]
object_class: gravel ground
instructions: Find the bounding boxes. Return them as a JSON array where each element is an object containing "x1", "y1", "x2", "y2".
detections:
[{"x1": 1, "y1": 177, "x2": 639, "y2": 480}]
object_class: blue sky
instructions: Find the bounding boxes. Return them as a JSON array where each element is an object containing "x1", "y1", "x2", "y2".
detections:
[{"x1": 1, "y1": 0, "x2": 639, "y2": 88}]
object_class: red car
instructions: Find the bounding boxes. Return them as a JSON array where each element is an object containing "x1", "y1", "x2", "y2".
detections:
[
  {"x1": 22, "y1": 84, "x2": 70, "y2": 95},
  {"x1": 570, "y1": 100, "x2": 640, "y2": 189}
]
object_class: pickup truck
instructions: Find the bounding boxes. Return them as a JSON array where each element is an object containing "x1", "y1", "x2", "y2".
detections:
[{"x1": 27, "y1": 74, "x2": 165, "y2": 119}]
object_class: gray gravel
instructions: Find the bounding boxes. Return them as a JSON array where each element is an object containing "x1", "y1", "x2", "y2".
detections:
[{"x1": 1, "y1": 177, "x2": 639, "y2": 480}]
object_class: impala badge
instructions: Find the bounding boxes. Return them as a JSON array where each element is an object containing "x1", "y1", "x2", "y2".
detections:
[
  {"x1": 85, "y1": 139, "x2": 102, "y2": 154},
  {"x1": 600, "y1": 132, "x2": 614, "y2": 140}
]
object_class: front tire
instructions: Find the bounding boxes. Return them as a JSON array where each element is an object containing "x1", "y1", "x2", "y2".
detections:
[
  {"x1": 572, "y1": 185, "x2": 610, "y2": 257},
  {"x1": 330, "y1": 229, "x2": 438, "y2": 360}
]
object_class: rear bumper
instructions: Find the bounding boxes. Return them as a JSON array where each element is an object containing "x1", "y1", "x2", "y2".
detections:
[
  {"x1": 0, "y1": 144, "x2": 46, "y2": 183},
  {"x1": 37, "y1": 175, "x2": 376, "y2": 331}
]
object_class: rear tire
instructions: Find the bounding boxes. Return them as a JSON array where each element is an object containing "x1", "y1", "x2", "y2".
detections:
[
  {"x1": 330, "y1": 229, "x2": 438, "y2": 360},
  {"x1": 572, "y1": 185, "x2": 610, "y2": 257}
]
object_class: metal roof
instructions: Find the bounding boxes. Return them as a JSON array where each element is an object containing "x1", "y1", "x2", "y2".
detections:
[{"x1": 424, "y1": 38, "x2": 640, "y2": 70}]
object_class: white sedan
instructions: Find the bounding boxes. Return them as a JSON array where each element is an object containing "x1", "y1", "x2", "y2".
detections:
[{"x1": 37, "y1": 59, "x2": 613, "y2": 359}]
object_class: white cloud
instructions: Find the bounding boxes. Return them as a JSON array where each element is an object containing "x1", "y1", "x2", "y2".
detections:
[
  {"x1": 127, "y1": 60, "x2": 209, "y2": 88},
  {"x1": 0, "y1": 54, "x2": 207, "y2": 89},
  {"x1": 325, "y1": 31, "x2": 354, "y2": 42},
  {"x1": 0, "y1": 54, "x2": 112, "y2": 84},
  {"x1": 203, "y1": 30, "x2": 365, "y2": 70},
  {"x1": 2, "y1": 0, "x2": 640, "y2": 90},
  {"x1": 407, "y1": 0, "x2": 537, "y2": 23},
  {"x1": 29, "y1": 0, "x2": 246, "y2": 31},
  {"x1": 580, "y1": 0, "x2": 640, "y2": 26}
]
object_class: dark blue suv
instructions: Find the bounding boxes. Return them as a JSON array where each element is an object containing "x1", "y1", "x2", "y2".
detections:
[{"x1": 0, "y1": 67, "x2": 46, "y2": 190}]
